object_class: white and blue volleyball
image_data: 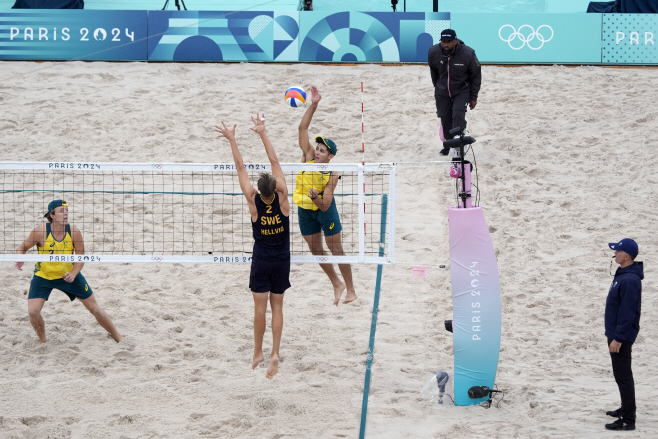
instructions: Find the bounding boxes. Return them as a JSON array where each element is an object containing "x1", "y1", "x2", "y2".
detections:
[{"x1": 285, "y1": 87, "x2": 306, "y2": 108}]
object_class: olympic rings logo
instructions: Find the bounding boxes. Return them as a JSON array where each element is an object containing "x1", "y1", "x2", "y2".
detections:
[
  {"x1": 315, "y1": 256, "x2": 329, "y2": 262},
  {"x1": 151, "y1": 164, "x2": 164, "y2": 169},
  {"x1": 151, "y1": 256, "x2": 164, "y2": 262},
  {"x1": 315, "y1": 165, "x2": 329, "y2": 170},
  {"x1": 499, "y1": 25, "x2": 554, "y2": 50}
]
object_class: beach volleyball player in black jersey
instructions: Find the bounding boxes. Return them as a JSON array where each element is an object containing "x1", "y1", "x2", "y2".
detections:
[{"x1": 216, "y1": 114, "x2": 290, "y2": 380}]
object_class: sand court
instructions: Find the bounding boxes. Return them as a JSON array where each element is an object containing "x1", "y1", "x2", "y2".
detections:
[{"x1": 0, "y1": 61, "x2": 657, "y2": 437}]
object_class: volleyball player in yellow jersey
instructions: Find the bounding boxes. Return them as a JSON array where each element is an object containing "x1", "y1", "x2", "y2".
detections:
[
  {"x1": 296, "y1": 85, "x2": 357, "y2": 306},
  {"x1": 216, "y1": 114, "x2": 290, "y2": 379},
  {"x1": 15, "y1": 200, "x2": 122, "y2": 345}
]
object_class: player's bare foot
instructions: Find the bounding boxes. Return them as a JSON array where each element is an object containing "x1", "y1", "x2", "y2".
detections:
[
  {"x1": 266, "y1": 355, "x2": 279, "y2": 379},
  {"x1": 343, "y1": 288, "x2": 357, "y2": 304},
  {"x1": 252, "y1": 352, "x2": 265, "y2": 370},
  {"x1": 333, "y1": 281, "x2": 346, "y2": 306}
]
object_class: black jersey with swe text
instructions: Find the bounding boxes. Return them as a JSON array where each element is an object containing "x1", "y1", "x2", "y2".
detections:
[{"x1": 252, "y1": 193, "x2": 290, "y2": 261}]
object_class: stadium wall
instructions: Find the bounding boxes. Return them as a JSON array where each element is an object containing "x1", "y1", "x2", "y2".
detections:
[{"x1": 1, "y1": 10, "x2": 657, "y2": 64}]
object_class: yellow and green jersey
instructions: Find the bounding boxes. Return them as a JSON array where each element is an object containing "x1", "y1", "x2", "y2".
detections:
[
  {"x1": 292, "y1": 160, "x2": 332, "y2": 211},
  {"x1": 34, "y1": 223, "x2": 74, "y2": 280}
]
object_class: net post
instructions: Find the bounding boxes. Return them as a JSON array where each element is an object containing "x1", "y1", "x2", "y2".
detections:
[
  {"x1": 387, "y1": 166, "x2": 396, "y2": 263},
  {"x1": 358, "y1": 164, "x2": 366, "y2": 264}
]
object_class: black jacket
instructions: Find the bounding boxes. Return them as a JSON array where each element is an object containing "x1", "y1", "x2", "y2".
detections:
[
  {"x1": 428, "y1": 39, "x2": 481, "y2": 102},
  {"x1": 605, "y1": 261, "x2": 643, "y2": 343}
]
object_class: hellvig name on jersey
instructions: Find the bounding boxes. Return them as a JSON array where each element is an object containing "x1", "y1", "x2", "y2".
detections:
[{"x1": 252, "y1": 193, "x2": 289, "y2": 261}]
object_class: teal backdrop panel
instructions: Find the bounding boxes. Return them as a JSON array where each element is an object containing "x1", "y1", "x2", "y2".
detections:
[
  {"x1": 313, "y1": 0, "x2": 435, "y2": 12},
  {"x1": 544, "y1": 0, "x2": 593, "y2": 13},
  {"x1": 298, "y1": 11, "x2": 449, "y2": 62},
  {"x1": 603, "y1": 14, "x2": 658, "y2": 64},
  {"x1": 450, "y1": 13, "x2": 602, "y2": 63},
  {"x1": 0, "y1": 10, "x2": 147, "y2": 60},
  {"x1": 438, "y1": 0, "x2": 544, "y2": 12},
  {"x1": 148, "y1": 11, "x2": 299, "y2": 62}
]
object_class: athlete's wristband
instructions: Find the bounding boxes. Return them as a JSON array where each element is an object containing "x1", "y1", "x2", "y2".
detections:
[{"x1": 310, "y1": 195, "x2": 317, "y2": 200}]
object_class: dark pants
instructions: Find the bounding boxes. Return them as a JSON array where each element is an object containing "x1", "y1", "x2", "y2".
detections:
[
  {"x1": 435, "y1": 88, "x2": 470, "y2": 142},
  {"x1": 608, "y1": 338, "x2": 636, "y2": 421}
]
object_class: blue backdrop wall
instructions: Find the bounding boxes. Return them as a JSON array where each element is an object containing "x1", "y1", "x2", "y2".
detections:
[{"x1": 1, "y1": 10, "x2": 657, "y2": 64}]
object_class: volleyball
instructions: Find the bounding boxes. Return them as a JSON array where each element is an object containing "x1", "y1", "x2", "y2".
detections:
[{"x1": 285, "y1": 87, "x2": 306, "y2": 108}]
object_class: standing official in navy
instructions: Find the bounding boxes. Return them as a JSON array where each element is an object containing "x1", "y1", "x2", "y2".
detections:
[
  {"x1": 604, "y1": 238, "x2": 643, "y2": 431},
  {"x1": 428, "y1": 29, "x2": 481, "y2": 155}
]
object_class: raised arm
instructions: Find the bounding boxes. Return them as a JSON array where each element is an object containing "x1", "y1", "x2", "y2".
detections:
[
  {"x1": 15, "y1": 225, "x2": 45, "y2": 270},
  {"x1": 250, "y1": 114, "x2": 289, "y2": 216},
  {"x1": 215, "y1": 121, "x2": 258, "y2": 220},
  {"x1": 298, "y1": 86, "x2": 321, "y2": 163}
]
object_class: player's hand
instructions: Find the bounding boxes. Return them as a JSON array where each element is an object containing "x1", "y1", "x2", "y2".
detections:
[
  {"x1": 469, "y1": 101, "x2": 477, "y2": 110},
  {"x1": 62, "y1": 272, "x2": 76, "y2": 283},
  {"x1": 15, "y1": 261, "x2": 23, "y2": 271},
  {"x1": 250, "y1": 113, "x2": 266, "y2": 134},
  {"x1": 308, "y1": 188, "x2": 319, "y2": 199},
  {"x1": 609, "y1": 340, "x2": 622, "y2": 353},
  {"x1": 215, "y1": 121, "x2": 237, "y2": 140},
  {"x1": 310, "y1": 86, "x2": 321, "y2": 105}
]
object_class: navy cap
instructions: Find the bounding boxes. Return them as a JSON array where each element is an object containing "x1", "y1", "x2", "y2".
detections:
[
  {"x1": 609, "y1": 238, "x2": 639, "y2": 258},
  {"x1": 440, "y1": 29, "x2": 456, "y2": 41},
  {"x1": 44, "y1": 199, "x2": 68, "y2": 217},
  {"x1": 315, "y1": 136, "x2": 337, "y2": 156}
]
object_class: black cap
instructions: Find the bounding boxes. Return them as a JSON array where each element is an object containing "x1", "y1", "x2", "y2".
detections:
[
  {"x1": 44, "y1": 199, "x2": 68, "y2": 218},
  {"x1": 441, "y1": 29, "x2": 456, "y2": 41}
]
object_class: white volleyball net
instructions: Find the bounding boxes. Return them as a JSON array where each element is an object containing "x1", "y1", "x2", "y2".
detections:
[{"x1": 0, "y1": 162, "x2": 395, "y2": 265}]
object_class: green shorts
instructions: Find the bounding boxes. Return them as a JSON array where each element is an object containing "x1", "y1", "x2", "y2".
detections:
[
  {"x1": 28, "y1": 274, "x2": 93, "y2": 302},
  {"x1": 298, "y1": 199, "x2": 342, "y2": 237}
]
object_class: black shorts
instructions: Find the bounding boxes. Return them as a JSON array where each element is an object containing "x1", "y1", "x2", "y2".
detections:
[
  {"x1": 28, "y1": 274, "x2": 93, "y2": 301},
  {"x1": 249, "y1": 257, "x2": 291, "y2": 294}
]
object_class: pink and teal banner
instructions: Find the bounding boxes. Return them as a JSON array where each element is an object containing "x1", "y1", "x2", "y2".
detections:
[{"x1": 448, "y1": 206, "x2": 501, "y2": 406}]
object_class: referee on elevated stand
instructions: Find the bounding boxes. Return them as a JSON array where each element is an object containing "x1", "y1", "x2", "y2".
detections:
[{"x1": 428, "y1": 29, "x2": 482, "y2": 155}]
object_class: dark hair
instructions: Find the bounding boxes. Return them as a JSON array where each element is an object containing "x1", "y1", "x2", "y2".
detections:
[{"x1": 257, "y1": 173, "x2": 276, "y2": 198}]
